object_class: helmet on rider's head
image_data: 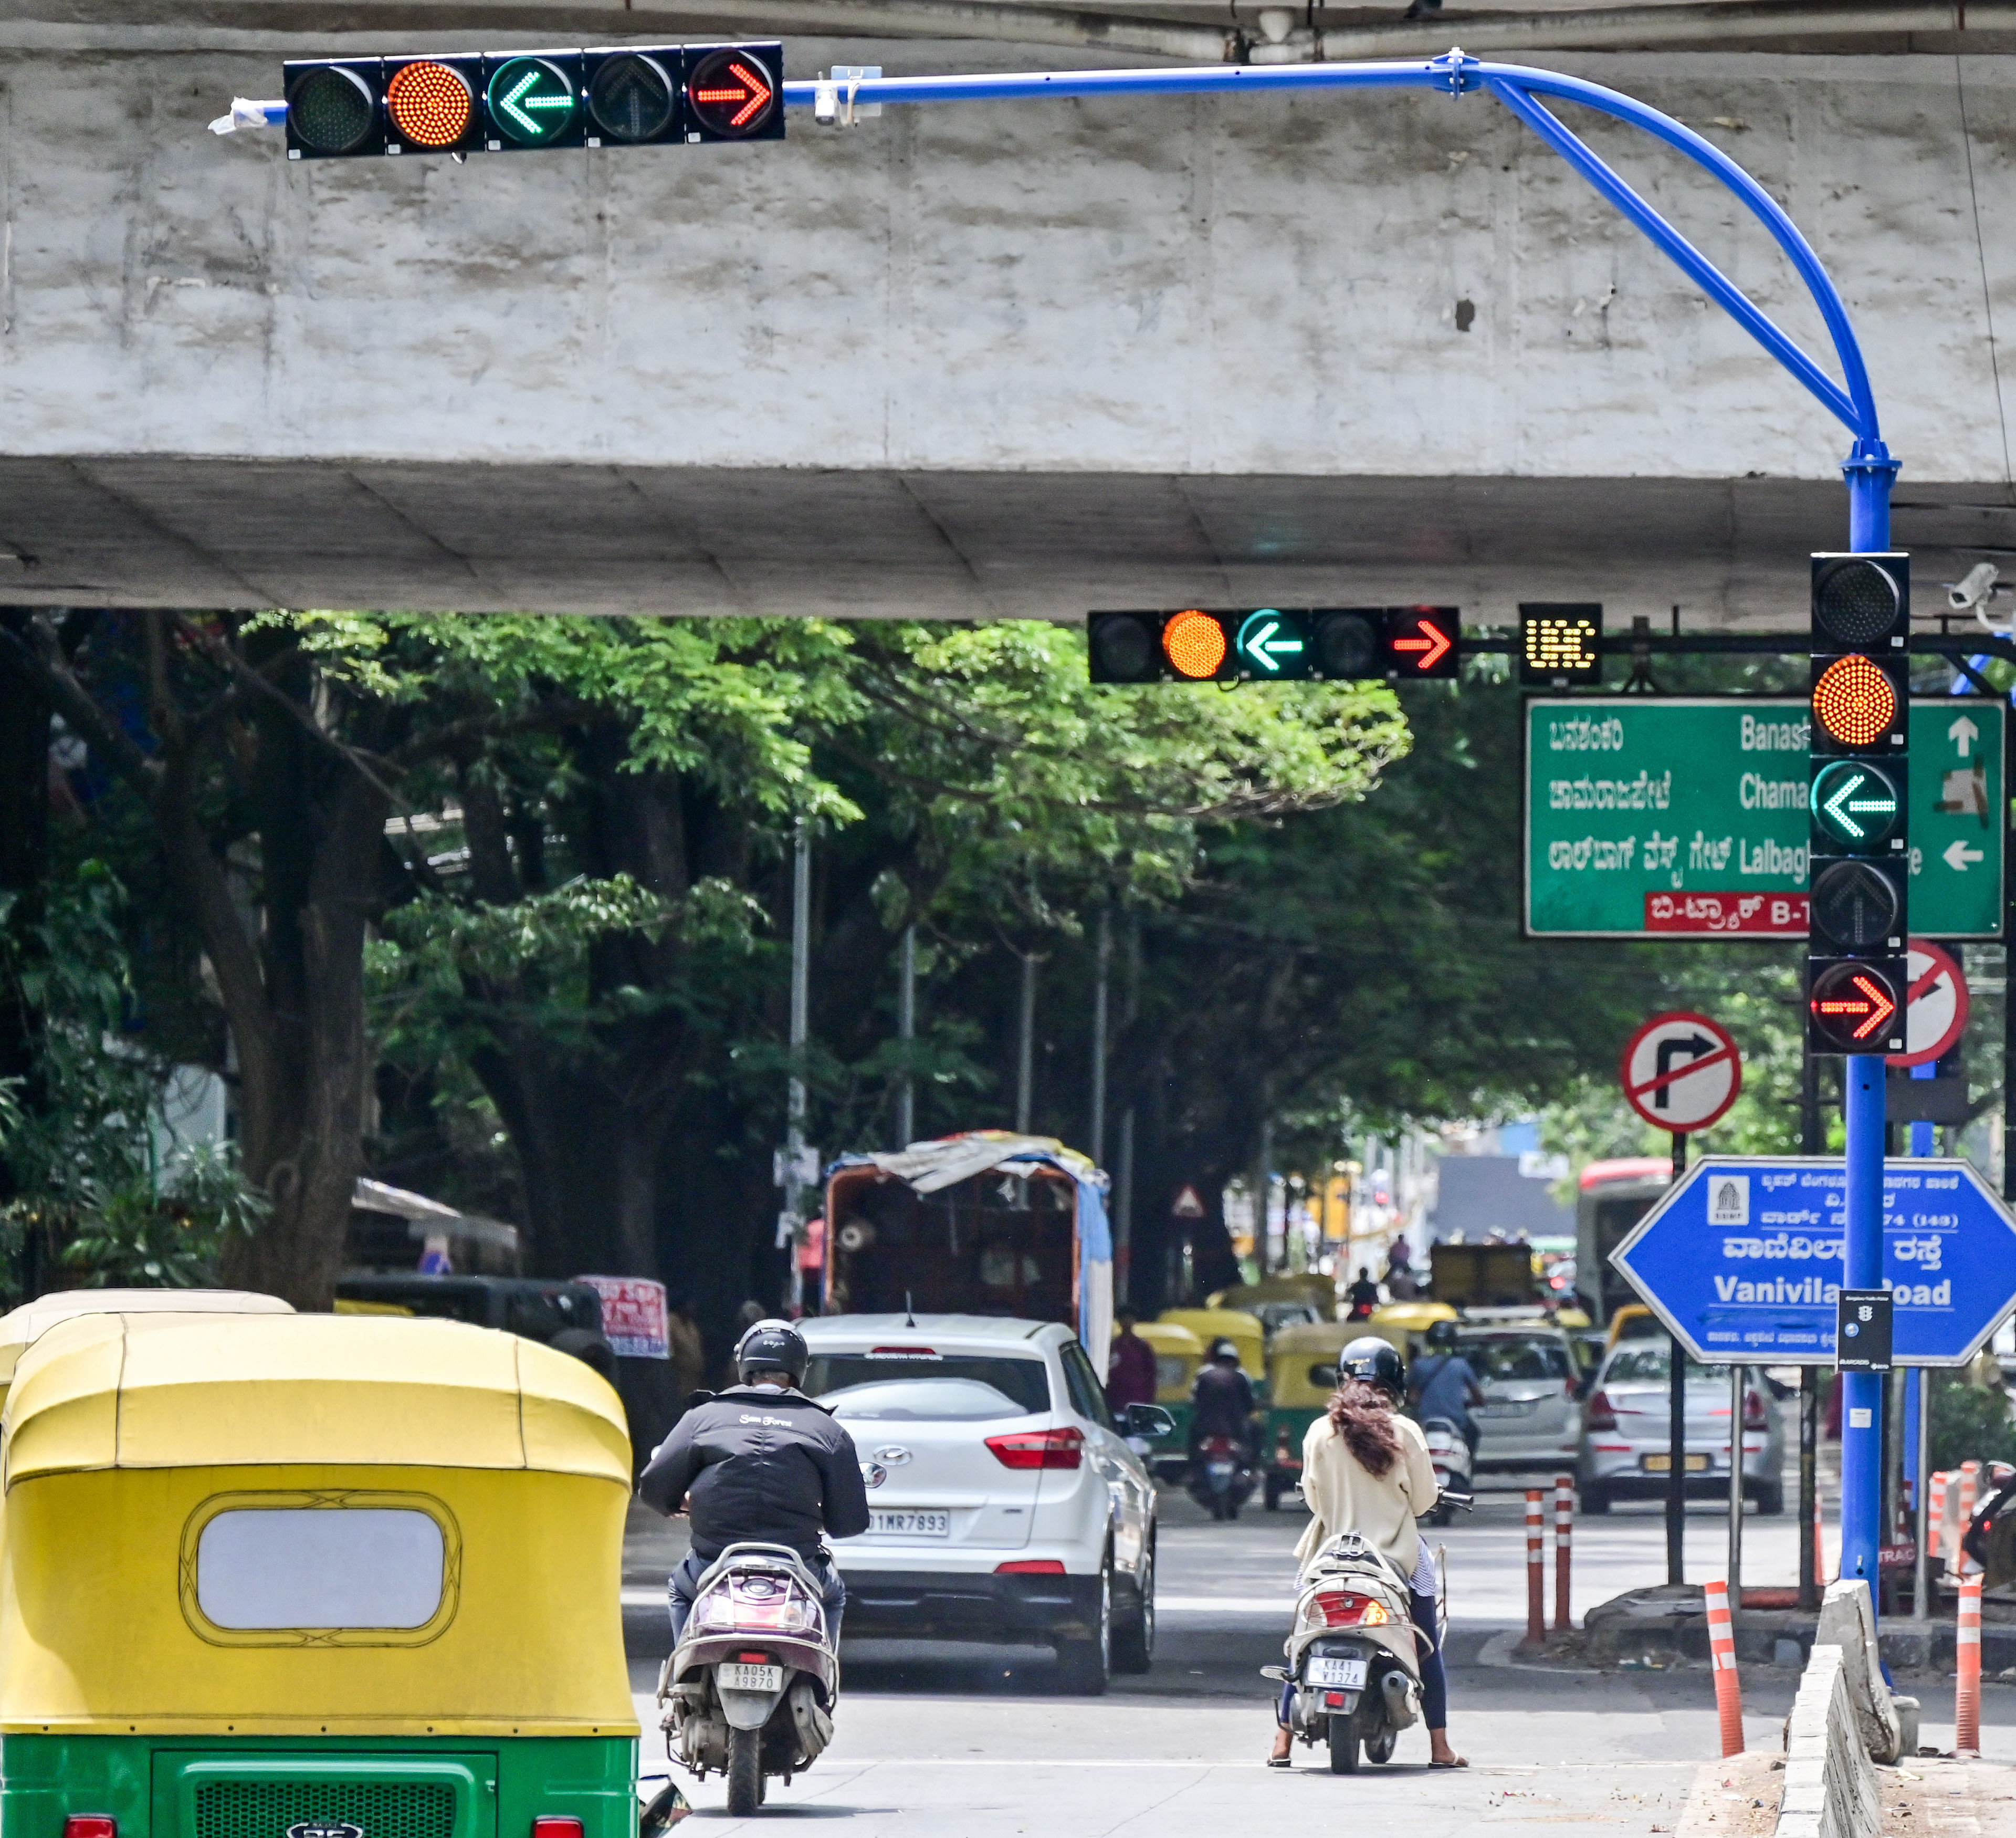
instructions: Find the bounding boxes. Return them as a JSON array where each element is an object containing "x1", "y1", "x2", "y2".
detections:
[
  {"x1": 1338, "y1": 1334, "x2": 1404, "y2": 1402},
  {"x1": 1208, "y1": 1338, "x2": 1242, "y2": 1364},
  {"x1": 734, "y1": 1318, "x2": 810, "y2": 1387},
  {"x1": 1425, "y1": 1318, "x2": 1460, "y2": 1351}
]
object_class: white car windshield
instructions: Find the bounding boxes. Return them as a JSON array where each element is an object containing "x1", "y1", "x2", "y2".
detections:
[{"x1": 804, "y1": 1354, "x2": 1053, "y2": 1418}]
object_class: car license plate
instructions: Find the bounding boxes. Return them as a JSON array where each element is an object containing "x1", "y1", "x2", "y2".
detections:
[
  {"x1": 720, "y1": 1663, "x2": 782, "y2": 1691},
  {"x1": 1643, "y1": 1453, "x2": 1709, "y2": 1473},
  {"x1": 1475, "y1": 1400, "x2": 1535, "y2": 1418},
  {"x1": 869, "y1": 1509, "x2": 950, "y2": 1537},
  {"x1": 1306, "y1": 1657, "x2": 1368, "y2": 1690}
]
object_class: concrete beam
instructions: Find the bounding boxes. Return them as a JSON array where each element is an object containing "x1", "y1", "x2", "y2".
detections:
[{"x1": 2, "y1": 41, "x2": 2013, "y2": 620}]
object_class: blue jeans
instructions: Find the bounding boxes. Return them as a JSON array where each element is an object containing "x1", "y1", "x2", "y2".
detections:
[
  {"x1": 1278, "y1": 1590, "x2": 1447, "y2": 1731},
  {"x1": 668, "y1": 1548, "x2": 847, "y2": 1646}
]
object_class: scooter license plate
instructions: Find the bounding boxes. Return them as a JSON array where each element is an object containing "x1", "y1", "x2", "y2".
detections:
[
  {"x1": 720, "y1": 1663, "x2": 783, "y2": 1692},
  {"x1": 1306, "y1": 1657, "x2": 1368, "y2": 1690}
]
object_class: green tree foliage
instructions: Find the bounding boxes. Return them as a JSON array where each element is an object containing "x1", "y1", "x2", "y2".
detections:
[
  {"x1": 0, "y1": 863, "x2": 264, "y2": 1298},
  {"x1": 1929, "y1": 1370, "x2": 2016, "y2": 1475}
]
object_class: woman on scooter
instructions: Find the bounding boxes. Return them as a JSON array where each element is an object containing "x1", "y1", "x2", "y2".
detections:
[{"x1": 1267, "y1": 1335, "x2": 1466, "y2": 1770}]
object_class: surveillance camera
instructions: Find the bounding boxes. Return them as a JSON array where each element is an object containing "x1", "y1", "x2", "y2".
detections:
[{"x1": 1946, "y1": 560, "x2": 2001, "y2": 613}]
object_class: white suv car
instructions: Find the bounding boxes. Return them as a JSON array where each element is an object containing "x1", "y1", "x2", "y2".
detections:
[{"x1": 799, "y1": 1313, "x2": 1161, "y2": 1693}]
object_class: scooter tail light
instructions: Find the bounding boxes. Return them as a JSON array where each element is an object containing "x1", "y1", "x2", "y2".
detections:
[
  {"x1": 532, "y1": 1819, "x2": 582, "y2": 1838},
  {"x1": 1304, "y1": 1590, "x2": 1389, "y2": 1629},
  {"x1": 985, "y1": 1426, "x2": 1085, "y2": 1469},
  {"x1": 65, "y1": 1818, "x2": 116, "y2": 1838},
  {"x1": 1586, "y1": 1389, "x2": 1618, "y2": 1431}
]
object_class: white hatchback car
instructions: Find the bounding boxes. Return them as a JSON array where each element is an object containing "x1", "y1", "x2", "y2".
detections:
[{"x1": 798, "y1": 1313, "x2": 1162, "y2": 1693}]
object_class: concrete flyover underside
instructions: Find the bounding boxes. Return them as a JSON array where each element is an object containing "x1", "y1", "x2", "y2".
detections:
[
  {"x1": 8, "y1": 460, "x2": 2016, "y2": 621},
  {"x1": 4, "y1": 30, "x2": 2016, "y2": 621}
]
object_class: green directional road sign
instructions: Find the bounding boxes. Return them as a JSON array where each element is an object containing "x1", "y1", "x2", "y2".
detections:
[
  {"x1": 1525, "y1": 697, "x2": 2004, "y2": 938},
  {"x1": 485, "y1": 55, "x2": 581, "y2": 148},
  {"x1": 1236, "y1": 610, "x2": 1306, "y2": 677}
]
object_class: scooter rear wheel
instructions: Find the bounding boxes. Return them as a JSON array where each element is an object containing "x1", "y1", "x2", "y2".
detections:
[
  {"x1": 1363, "y1": 1725, "x2": 1396, "y2": 1764},
  {"x1": 1327, "y1": 1715, "x2": 1359, "y2": 1773},
  {"x1": 726, "y1": 1725, "x2": 763, "y2": 1816}
]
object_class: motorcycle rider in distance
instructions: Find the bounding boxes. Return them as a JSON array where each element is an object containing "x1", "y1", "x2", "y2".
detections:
[
  {"x1": 1408, "y1": 1319, "x2": 1486, "y2": 1465},
  {"x1": 637, "y1": 1318, "x2": 870, "y2": 1645},
  {"x1": 1189, "y1": 1336, "x2": 1257, "y2": 1465},
  {"x1": 1269, "y1": 1335, "x2": 1465, "y2": 1770}
]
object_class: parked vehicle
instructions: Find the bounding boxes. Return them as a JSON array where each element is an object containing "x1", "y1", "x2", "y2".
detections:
[
  {"x1": 1420, "y1": 1416, "x2": 1472, "y2": 1526},
  {"x1": 1188, "y1": 1432, "x2": 1257, "y2": 1521},
  {"x1": 659, "y1": 1542, "x2": 839, "y2": 1818},
  {"x1": 797, "y1": 1314, "x2": 1166, "y2": 1692},
  {"x1": 1577, "y1": 1339, "x2": 1786, "y2": 1513},
  {"x1": 1461, "y1": 1324, "x2": 1583, "y2": 1476},
  {"x1": 818, "y1": 1134, "x2": 1115, "y2": 1352},
  {"x1": 0, "y1": 1309, "x2": 639, "y2": 1838},
  {"x1": 1267, "y1": 1531, "x2": 1425, "y2": 1773},
  {"x1": 1261, "y1": 1320, "x2": 1360, "y2": 1510},
  {"x1": 334, "y1": 1271, "x2": 617, "y2": 1375}
]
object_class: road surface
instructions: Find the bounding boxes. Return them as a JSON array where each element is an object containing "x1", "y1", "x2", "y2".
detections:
[{"x1": 623, "y1": 1474, "x2": 2016, "y2": 1831}]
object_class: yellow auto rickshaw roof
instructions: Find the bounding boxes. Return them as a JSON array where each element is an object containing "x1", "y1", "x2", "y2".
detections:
[
  {"x1": 1267, "y1": 1319, "x2": 1363, "y2": 1357},
  {"x1": 5, "y1": 1312, "x2": 628, "y2": 1489},
  {"x1": 1369, "y1": 1301, "x2": 1458, "y2": 1331},
  {"x1": 1157, "y1": 1308, "x2": 1263, "y2": 1375},
  {"x1": 1128, "y1": 1321, "x2": 1205, "y2": 1355},
  {"x1": 1210, "y1": 1274, "x2": 1337, "y2": 1311},
  {"x1": 0, "y1": 1288, "x2": 292, "y2": 1388}
]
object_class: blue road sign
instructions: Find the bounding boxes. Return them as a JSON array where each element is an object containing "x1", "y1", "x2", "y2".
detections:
[{"x1": 1610, "y1": 1156, "x2": 2016, "y2": 1366}]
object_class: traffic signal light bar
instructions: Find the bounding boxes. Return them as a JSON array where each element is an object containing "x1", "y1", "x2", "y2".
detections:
[
  {"x1": 275, "y1": 41, "x2": 783, "y2": 158},
  {"x1": 1087, "y1": 608, "x2": 1459, "y2": 684}
]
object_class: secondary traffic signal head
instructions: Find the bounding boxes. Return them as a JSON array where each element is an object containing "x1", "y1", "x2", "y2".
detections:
[
  {"x1": 1384, "y1": 607, "x2": 1461, "y2": 680},
  {"x1": 1518, "y1": 604, "x2": 1603, "y2": 686},
  {"x1": 283, "y1": 41, "x2": 784, "y2": 158},
  {"x1": 1805, "y1": 550, "x2": 1910, "y2": 1056},
  {"x1": 1086, "y1": 612, "x2": 1233, "y2": 683}
]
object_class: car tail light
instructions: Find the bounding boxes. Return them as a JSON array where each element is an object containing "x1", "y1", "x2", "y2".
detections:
[
  {"x1": 65, "y1": 1819, "x2": 116, "y2": 1838},
  {"x1": 996, "y1": 1559, "x2": 1067, "y2": 1574},
  {"x1": 1585, "y1": 1389, "x2": 1618, "y2": 1431},
  {"x1": 533, "y1": 1820, "x2": 582, "y2": 1838},
  {"x1": 985, "y1": 1426, "x2": 1085, "y2": 1469},
  {"x1": 869, "y1": 1346, "x2": 940, "y2": 1357},
  {"x1": 1300, "y1": 1590, "x2": 1389, "y2": 1630},
  {"x1": 1744, "y1": 1390, "x2": 1768, "y2": 1429}
]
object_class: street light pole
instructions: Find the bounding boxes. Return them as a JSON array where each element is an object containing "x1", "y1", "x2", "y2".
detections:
[
  {"x1": 896, "y1": 924, "x2": 916, "y2": 1146},
  {"x1": 784, "y1": 826, "x2": 812, "y2": 1308}
]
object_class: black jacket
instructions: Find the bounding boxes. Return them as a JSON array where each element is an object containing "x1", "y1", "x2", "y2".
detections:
[
  {"x1": 637, "y1": 1384, "x2": 872, "y2": 1562},
  {"x1": 1190, "y1": 1361, "x2": 1257, "y2": 1440}
]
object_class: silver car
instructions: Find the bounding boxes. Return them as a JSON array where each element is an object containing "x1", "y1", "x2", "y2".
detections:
[
  {"x1": 1576, "y1": 1339, "x2": 1786, "y2": 1515},
  {"x1": 1458, "y1": 1327, "x2": 1583, "y2": 1476}
]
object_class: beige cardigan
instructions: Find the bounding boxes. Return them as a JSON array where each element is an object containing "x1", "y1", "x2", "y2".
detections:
[{"x1": 1293, "y1": 1408, "x2": 1441, "y2": 1573}]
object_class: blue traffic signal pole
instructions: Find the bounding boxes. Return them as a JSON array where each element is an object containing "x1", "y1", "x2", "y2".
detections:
[{"x1": 784, "y1": 45, "x2": 1899, "y2": 1602}]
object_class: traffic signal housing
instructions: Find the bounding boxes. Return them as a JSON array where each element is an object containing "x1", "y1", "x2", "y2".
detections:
[
  {"x1": 282, "y1": 41, "x2": 784, "y2": 158},
  {"x1": 1806, "y1": 552, "x2": 1910, "y2": 1055},
  {"x1": 1086, "y1": 607, "x2": 1462, "y2": 684}
]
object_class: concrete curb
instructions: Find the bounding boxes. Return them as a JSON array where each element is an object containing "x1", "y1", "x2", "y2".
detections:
[{"x1": 1775, "y1": 1645, "x2": 1881, "y2": 1838}]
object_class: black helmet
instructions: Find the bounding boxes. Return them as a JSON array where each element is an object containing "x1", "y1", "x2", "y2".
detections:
[
  {"x1": 1425, "y1": 1318, "x2": 1460, "y2": 1351},
  {"x1": 1338, "y1": 1335, "x2": 1404, "y2": 1401},
  {"x1": 735, "y1": 1318, "x2": 810, "y2": 1387}
]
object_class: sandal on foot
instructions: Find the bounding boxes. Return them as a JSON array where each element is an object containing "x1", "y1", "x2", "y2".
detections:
[
  {"x1": 1267, "y1": 1755, "x2": 1294, "y2": 1769},
  {"x1": 1429, "y1": 1756, "x2": 1469, "y2": 1770}
]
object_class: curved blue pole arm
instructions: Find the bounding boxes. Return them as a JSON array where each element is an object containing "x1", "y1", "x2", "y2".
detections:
[{"x1": 781, "y1": 51, "x2": 1888, "y2": 460}]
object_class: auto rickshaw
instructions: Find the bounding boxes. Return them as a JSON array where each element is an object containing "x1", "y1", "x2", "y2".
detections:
[
  {"x1": 1124, "y1": 1320, "x2": 1205, "y2": 1478},
  {"x1": 1209, "y1": 1273, "x2": 1338, "y2": 1334},
  {"x1": 0, "y1": 1310, "x2": 638, "y2": 1838},
  {"x1": 1157, "y1": 1308, "x2": 1265, "y2": 1388},
  {"x1": 1361, "y1": 1299, "x2": 1459, "y2": 1366},
  {"x1": 1259, "y1": 1320, "x2": 1363, "y2": 1510},
  {"x1": 0, "y1": 1288, "x2": 292, "y2": 1414}
]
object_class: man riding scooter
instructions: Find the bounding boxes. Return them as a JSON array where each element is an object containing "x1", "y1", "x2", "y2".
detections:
[
  {"x1": 1406, "y1": 1320, "x2": 1486, "y2": 1465},
  {"x1": 638, "y1": 1317, "x2": 871, "y2": 1643}
]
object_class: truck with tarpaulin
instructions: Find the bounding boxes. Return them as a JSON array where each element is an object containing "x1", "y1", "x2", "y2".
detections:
[{"x1": 816, "y1": 1133, "x2": 1114, "y2": 1355}]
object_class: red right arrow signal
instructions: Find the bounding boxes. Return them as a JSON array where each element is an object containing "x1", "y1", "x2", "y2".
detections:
[
  {"x1": 1811, "y1": 967, "x2": 1898, "y2": 1043},
  {"x1": 685, "y1": 45, "x2": 781, "y2": 138},
  {"x1": 1385, "y1": 608, "x2": 1459, "y2": 677}
]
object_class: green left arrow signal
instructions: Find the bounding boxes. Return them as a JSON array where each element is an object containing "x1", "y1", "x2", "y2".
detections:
[
  {"x1": 1812, "y1": 759, "x2": 1902, "y2": 848},
  {"x1": 487, "y1": 58, "x2": 578, "y2": 145},
  {"x1": 1236, "y1": 609, "x2": 1306, "y2": 677}
]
